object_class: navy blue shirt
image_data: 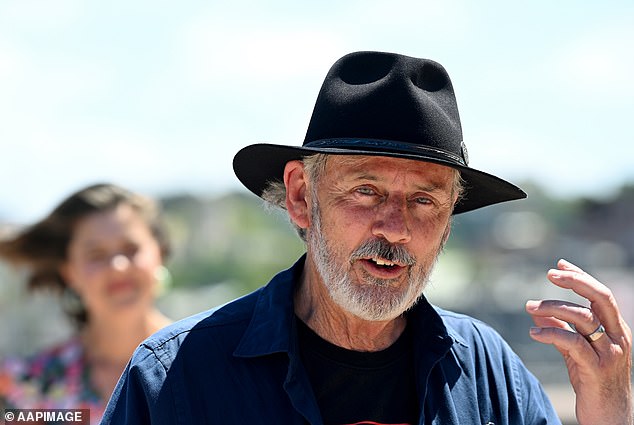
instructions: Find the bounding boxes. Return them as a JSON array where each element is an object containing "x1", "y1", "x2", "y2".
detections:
[{"x1": 101, "y1": 256, "x2": 561, "y2": 424}]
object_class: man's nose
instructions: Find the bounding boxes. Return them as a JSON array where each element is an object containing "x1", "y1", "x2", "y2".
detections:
[{"x1": 371, "y1": 196, "x2": 412, "y2": 244}]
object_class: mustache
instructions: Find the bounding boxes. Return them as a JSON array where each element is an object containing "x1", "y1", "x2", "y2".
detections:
[{"x1": 350, "y1": 239, "x2": 416, "y2": 266}]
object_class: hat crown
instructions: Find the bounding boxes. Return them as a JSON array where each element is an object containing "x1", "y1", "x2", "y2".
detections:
[{"x1": 304, "y1": 51, "x2": 466, "y2": 166}]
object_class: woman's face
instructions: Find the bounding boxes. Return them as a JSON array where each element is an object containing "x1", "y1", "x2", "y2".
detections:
[{"x1": 61, "y1": 203, "x2": 164, "y2": 323}]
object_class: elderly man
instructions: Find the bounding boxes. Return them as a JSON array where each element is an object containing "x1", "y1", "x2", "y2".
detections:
[{"x1": 101, "y1": 52, "x2": 632, "y2": 424}]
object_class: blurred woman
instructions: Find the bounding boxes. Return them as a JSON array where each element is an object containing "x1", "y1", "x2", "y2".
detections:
[{"x1": 0, "y1": 183, "x2": 173, "y2": 422}]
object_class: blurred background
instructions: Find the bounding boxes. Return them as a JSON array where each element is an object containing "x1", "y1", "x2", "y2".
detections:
[{"x1": 1, "y1": 1, "x2": 632, "y2": 423}]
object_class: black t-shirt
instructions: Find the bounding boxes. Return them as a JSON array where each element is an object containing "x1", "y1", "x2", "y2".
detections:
[{"x1": 297, "y1": 317, "x2": 418, "y2": 425}]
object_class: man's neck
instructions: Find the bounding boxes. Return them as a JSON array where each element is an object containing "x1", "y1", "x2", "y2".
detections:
[{"x1": 294, "y1": 258, "x2": 406, "y2": 352}]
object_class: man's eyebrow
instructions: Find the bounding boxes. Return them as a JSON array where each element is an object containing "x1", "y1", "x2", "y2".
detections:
[{"x1": 349, "y1": 172, "x2": 379, "y2": 181}]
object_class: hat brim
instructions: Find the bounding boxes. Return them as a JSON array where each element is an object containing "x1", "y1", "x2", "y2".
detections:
[{"x1": 233, "y1": 143, "x2": 526, "y2": 214}]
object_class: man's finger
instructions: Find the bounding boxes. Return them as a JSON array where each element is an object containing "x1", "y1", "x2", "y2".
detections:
[
  {"x1": 547, "y1": 259, "x2": 625, "y2": 339},
  {"x1": 528, "y1": 326, "x2": 599, "y2": 365}
]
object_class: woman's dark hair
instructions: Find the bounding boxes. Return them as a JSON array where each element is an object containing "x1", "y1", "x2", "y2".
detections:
[{"x1": 0, "y1": 183, "x2": 171, "y2": 325}]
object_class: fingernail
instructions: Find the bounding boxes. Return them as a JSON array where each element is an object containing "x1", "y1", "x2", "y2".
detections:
[
  {"x1": 558, "y1": 258, "x2": 575, "y2": 269},
  {"x1": 525, "y1": 300, "x2": 539, "y2": 311}
]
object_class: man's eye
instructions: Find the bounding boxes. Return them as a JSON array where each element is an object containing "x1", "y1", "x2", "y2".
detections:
[
  {"x1": 356, "y1": 187, "x2": 375, "y2": 196},
  {"x1": 413, "y1": 197, "x2": 432, "y2": 205}
]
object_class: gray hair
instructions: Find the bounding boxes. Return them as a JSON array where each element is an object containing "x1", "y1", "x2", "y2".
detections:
[
  {"x1": 261, "y1": 153, "x2": 465, "y2": 241},
  {"x1": 261, "y1": 154, "x2": 328, "y2": 241}
]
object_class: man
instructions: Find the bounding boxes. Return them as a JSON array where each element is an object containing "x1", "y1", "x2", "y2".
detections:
[{"x1": 101, "y1": 51, "x2": 632, "y2": 424}]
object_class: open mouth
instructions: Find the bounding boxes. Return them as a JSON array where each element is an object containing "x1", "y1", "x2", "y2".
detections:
[
  {"x1": 360, "y1": 257, "x2": 408, "y2": 278},
  {"x1": 370, "y1": 257, "x2": 398, "y2": 267}
]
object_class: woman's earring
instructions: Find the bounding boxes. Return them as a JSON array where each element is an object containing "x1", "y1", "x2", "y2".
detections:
[
  {"x1": 61, "y1": 286, "x2": 87, "y2": 326},
  {"x1": 61, "y1": 286, "x2": 83, "y2": 315},
  {"x1": 154, "y1": 265, "x2": 172, "y2": 296}
]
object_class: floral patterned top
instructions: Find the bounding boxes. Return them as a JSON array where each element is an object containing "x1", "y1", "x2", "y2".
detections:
[{"x1": 0, "y1": 338, "x2": 105, "y2": 423}]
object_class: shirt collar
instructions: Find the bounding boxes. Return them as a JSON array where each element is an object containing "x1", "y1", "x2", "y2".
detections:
[
  {"x1": 233, "y1": 255, "x2": 304, "y2": 357},
  {"x1": 233, "y1": 254, "x2": 466, "y2": 358}
]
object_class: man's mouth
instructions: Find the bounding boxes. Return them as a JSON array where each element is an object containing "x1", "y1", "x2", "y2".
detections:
[
  {"x1": 364, "y1": 256, "x2": 408, "y2": 271},
  {"x1": 371, "y1": 257, "x2": 397, "y2": 267},
  {"x1": 358, "y1": 257, "x2": 408, "y2": 280}
]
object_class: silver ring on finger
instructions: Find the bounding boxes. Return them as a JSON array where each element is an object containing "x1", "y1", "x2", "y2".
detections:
[{"x1": 583, "y1": 323, "x2": 606, "y2": 343}]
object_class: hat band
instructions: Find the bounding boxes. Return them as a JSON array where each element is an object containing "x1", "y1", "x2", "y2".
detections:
[{"x1": 303, "y1": 138, "x2": 468, "y2": 167}]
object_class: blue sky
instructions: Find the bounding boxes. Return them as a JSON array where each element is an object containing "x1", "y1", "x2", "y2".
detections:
[{"x1": 1, "y1": 0, "x2": 633, "y2": 222}]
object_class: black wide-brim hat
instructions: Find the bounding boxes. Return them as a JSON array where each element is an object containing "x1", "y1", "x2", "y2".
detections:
[{"x1": 233, "y1": 51, "x2": 526, "y2": 214}]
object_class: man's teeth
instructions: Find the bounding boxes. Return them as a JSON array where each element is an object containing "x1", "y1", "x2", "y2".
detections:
[{"x1": 372, "y1": 258, "x2": 395, "y2": 267}]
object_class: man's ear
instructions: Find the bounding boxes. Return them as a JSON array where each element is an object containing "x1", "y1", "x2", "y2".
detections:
[{"x1": 284, "y1": 160, "x2": 310, "y2": 230}]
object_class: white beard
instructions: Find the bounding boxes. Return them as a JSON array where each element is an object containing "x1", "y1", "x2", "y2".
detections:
[{"x1": 307, "y1": 198, "x2": 444, "y2": 322}]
